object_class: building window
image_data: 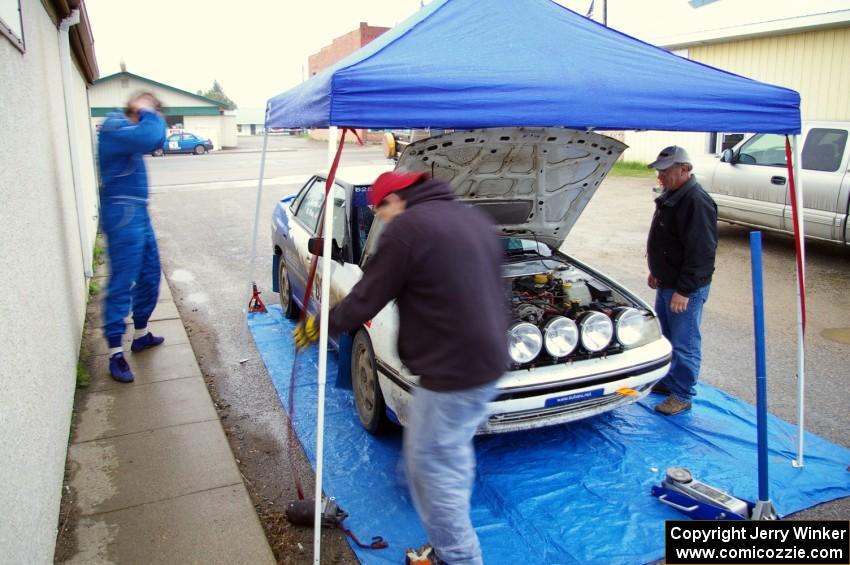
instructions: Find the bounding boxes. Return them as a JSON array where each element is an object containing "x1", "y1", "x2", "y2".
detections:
[{"x1": 0, "y1": 0, "x2": 24, "y2": 52}]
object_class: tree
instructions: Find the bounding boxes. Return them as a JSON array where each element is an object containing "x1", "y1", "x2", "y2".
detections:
[{"x1": 200, "y1": 80, "x2": 237, "y2": 110}]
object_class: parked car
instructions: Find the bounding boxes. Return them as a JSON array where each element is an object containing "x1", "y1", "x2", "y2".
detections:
[
  {"x1": 152, "y1": 132, "x2": 213, "y2": 156},
  {"x1": 272, "y1": 127, "x2": 672, "y2": 434},
  {"x1": 694, "y1": 121, "x2": 849, "y2": 244}
]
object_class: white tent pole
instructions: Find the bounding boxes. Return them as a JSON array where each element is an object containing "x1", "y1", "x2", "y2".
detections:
[
  {"x1": 314, "y1": 126, "x2": 338, "y2": 563},
  {"x1": 245, "y1": 129, "x2": 271, "y2": 314},
  {"x1": 791, "y1": 133, "x2": 807, "y2": 468}
]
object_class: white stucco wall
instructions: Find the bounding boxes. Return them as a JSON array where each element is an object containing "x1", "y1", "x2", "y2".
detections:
[
  {"x1": 184, "y1": 114, "x2": 238, "y2": 150},
  {"x1": 0, "y1": 1, "x2": 94, "y2": 562}
]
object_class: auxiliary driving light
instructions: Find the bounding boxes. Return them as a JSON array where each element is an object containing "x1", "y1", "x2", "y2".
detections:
[
  {"x1": 578, "y1": 311, "x2": 613, "y2": 352},
  {"x1": 543, "y1": 316, "x2": 579, "y2": 357},
  {"x1": 508, "y1": 322, "x2": 543, "y2": 364}
]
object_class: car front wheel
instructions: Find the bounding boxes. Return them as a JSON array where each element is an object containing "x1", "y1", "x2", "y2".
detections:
[
  {"x1": 152, "y1": 148, "x2": 164, "y2": 156},
  {"x1": 194, "y1": 145, "x2": 207, "y2": 155},
  {"x1": 351, "y1": 329, "x2": 389, "y2": 434},
  {"x1": 277, "y1": 257, "x2": 299, "y2": 319}
]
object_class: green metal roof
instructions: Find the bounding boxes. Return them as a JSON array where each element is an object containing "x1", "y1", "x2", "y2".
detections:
[
  {"x1": 91, "y1": 106, "x2": 222, "y2": 118},
  {"x1": 93, "y1": 71, "x2": 225, "y2": 108}
]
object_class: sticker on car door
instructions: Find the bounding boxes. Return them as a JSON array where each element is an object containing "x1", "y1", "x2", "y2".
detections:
[{"x1": 545, "y1": 388, "x2": 604, "y2": 407}]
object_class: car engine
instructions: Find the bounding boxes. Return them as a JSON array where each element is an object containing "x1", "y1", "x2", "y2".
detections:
[{"x1": 507, "y1": 260, "x2": 653, "y2": 367}]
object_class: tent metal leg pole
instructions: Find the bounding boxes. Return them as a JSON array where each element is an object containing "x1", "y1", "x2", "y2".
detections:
[
  {"x1": 314, "y1": 126, "x2": 338, "y2": 564},
  {"x1": 245, "y1": 130, "x2": 271, "y2": 315},
  {"x1": 791, "y1": 134, "x2": 807, "y2": 469}
]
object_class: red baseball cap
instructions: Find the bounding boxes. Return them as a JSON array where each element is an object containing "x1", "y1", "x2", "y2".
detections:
[{"x1": 368, "y1": 171, "x2": 427, "y2": 207}]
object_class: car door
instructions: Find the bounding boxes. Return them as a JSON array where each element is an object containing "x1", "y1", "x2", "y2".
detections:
[
  {"x1": 786, "y1": 126, "x2": 850, "y2": 241},
  {"x1": 711, "y1": 133, "x2": 788, "y2": 230},
  {"x1": 179, "y1": 134, "x2": 196, "y2": 153},
  {"x1": 287, "y1": 177, "x2": 325, "y2": 305},
  {"x1": 166, "y1": 134, "x2": 181, "y2": 153}
]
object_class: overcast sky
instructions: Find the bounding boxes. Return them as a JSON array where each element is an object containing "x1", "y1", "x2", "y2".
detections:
[{"x1": 85, "y1": 0, "x2": 848, "y2": 112}]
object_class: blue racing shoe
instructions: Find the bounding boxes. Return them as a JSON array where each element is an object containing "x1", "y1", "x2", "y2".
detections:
[
  {"x1": 109, "y1": 353, "x2": 135, "y2": 383},
  {"x1": 131, "y1": 332, "x2": 165, "y2": 352}
]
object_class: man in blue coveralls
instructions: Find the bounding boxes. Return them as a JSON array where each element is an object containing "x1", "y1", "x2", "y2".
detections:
[{"x1": 98, "y1": 92, "x2": 167, "y2": 382}]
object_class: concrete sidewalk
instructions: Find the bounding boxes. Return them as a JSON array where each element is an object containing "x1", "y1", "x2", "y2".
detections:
[{"x1": 62, "y1": 271, "x2": 275, "y2": 564}]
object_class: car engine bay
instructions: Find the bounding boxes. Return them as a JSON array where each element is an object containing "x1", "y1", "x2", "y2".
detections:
[{"x1": 505, "y1": 253, "x2": 657, "y2": 368}]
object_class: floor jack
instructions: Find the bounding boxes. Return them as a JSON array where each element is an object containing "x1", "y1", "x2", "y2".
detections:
[{"x1": 651, "y1": 232, "x2": 777, "y2": 521}]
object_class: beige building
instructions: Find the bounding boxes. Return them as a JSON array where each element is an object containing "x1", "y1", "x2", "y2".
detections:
[
  {"x1": 90, "y1": 71, "x2": 238, "y2": 150},
  {"x1": 0, "y1": 0, "x2": 98, "y2": 561},
  {"x1": 622, "y1": 9, "x2": 850, "y2": 163}
]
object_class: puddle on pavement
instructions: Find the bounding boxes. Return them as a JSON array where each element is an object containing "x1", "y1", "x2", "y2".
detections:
[
  {"x1": 821, "y1": 327, "x2": 850, "y2": 345},
  {"x1": 170, "y1": 269, "x2": 195, "y2": 283},
  {"x1": 187, "y1": 292, "x2": 209, "y2": 304}
]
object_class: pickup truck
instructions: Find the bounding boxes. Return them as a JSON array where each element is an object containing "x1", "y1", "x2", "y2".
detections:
[{"x1": 694, "y1": 121, "x2": 849, "y2": 244}]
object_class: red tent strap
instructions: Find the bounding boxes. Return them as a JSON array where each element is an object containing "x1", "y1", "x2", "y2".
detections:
[
  {"x1": 784, "y1": 135, "x2": 806, "y2": 334},
  {"x1": 287, "y1": 127, "x2": 359, "y2": 501},
  {"x1": 337, "y1": 523, "x2": 388, "y2": 550}
]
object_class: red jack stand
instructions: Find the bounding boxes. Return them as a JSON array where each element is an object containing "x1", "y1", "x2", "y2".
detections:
[{"x1": 248, "y1": 282, "x2": 267, "y2": 313}]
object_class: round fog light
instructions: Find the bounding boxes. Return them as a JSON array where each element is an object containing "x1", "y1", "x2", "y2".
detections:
[
  {"x1": 543, "y1": 316, "x2": 579, "y2": 357},
  {"x1": 508, "y1": 322, "x2": 543, "y2": 364},
  {"x1": 579, "y1": 311, "x2": 613, "y2": 352}
]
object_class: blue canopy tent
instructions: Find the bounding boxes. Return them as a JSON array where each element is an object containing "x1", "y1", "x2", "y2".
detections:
[
  {"x1": 266, "y1": 0, "x2": 800, "y2": 133},
  {"x1": 252, "y1": 0, "x2": 807, "y2": 560}
]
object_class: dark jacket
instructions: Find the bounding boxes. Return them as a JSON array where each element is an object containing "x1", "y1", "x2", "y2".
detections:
[
  {"x1": 647, "y1": 175, "x2": 718, "y2": 296},
  {"x1": 98, "y1": 109, "x2": 166, "y2": 204},
  {"x1": 329, "y1": 179, "x2": 509, "y2": 392}
]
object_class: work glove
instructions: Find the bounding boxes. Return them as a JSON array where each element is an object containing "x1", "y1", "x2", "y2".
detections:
[{"x1": 293, "y1": 315, "x2": 319, "y2": 350}]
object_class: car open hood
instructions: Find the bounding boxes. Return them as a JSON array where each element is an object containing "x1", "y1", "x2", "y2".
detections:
[{"x1": 397, "y1": 127, "x2": 627, "y2": 248}]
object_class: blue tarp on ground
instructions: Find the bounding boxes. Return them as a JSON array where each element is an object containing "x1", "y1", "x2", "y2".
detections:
[
  {"x1": 266, "y1": 0, "x2": 800, "y2": 133},
  {"x1": 249, "y1": 305, "x2": 850, "y2": 565}
]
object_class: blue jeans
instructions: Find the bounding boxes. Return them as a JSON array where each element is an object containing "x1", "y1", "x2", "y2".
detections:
[
  {"x1": 404, "y1": 381, "x2": 499, "y2": 565},
  {"x1": 655, "y1": 285, "x2": 710, "y2": 400},
  {"x1": 101, "y1": 202, "x2": 161, "y2": 347}
]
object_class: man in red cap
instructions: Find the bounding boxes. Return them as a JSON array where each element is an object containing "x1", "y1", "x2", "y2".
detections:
[{"x1": 302, "y1": 169, "x2": 508, "y2": 564}]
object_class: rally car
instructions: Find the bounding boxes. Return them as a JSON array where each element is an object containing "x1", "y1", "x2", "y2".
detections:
[{"x1": 272, "y1": 127, "x2": 672, "y2": 434}]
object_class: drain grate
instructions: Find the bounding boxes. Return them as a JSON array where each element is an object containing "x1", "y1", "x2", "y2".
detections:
[{"x1": 821, "y1": 327, "x2": 850, "y2": 345}]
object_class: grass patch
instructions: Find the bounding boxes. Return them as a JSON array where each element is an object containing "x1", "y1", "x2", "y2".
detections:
[
  {"x1": 610, "y1": 160, "x2": 656, "y2": 178},
  {"x1": 93, "y1": 238, "x2": 106, "y2": 267},
  {"x1": 76, "y1": 361, "x2": 90, "y2": 388},
  {"x1": 88, "y1": 279, "x2": 100, "y2": 297}
]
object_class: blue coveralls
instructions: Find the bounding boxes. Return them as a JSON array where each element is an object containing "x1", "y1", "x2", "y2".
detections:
[{"x1": 97, "y1": 109, "x2": 166, "y2": 348}]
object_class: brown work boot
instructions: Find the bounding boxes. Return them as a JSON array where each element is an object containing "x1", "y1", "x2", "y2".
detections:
[
  {"x1": 651, "y1": 382, "x2": 672, "y2": 395},
  {"x1": 655, "y1": 396, "x2": 692, "y2": 415}
]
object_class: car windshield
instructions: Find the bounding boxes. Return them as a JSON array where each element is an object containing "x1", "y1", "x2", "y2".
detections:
[{"x1": 503, "y1": 237, "x2": 552, "y2": 258}]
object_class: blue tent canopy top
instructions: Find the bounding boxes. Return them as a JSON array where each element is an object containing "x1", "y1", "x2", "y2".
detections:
[{"x1": 267, "y1": 0, "x2": 800, "y2": 134}]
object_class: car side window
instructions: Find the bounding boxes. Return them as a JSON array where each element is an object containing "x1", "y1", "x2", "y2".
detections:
[
  {"x1": 737, "y1": 134, "x2": 786, "y2": 167},
  {"x1": 293, "y1": 179, "x2": 347, "y2": 239},
  {"x1": 290, "y1": 177, "x2": 317, "y2": 214},
  {"x1": 801, "y1": 128, "x2": 847, "y2": 172},
  {"x1": 294, "y1": 179, "x2": 326, "y2": 233}
]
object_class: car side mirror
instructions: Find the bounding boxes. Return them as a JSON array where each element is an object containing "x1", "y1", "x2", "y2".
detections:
[
  {"x1": 720, "y1": 148, "x2": 735, "y2": 163},
  {"x1": 308, "y1": 237, "x2": 344, "y2": 262}
]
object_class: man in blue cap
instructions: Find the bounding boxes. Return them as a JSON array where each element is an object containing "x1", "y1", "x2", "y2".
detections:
[{"x1": 98, "y1": 92, "x2": 167, "y2": 382}]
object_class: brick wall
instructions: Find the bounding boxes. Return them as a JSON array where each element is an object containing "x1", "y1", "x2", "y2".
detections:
[{"x1": 308, "y1": 22, "x2": 390, "y2": 77}]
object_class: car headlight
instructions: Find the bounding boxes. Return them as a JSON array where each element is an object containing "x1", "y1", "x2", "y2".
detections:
[
  {"x1": 614, "y1": 307, "x2": 646, "y2": 348},
  {"x1": 508, "y1": 322, "x2": 542, "y2": 364},
  {"x1": 543, "y1": 316, "x2": 579, "y2": 358},
  {"x1": 578, "y1": 311, "x2": 613, "y2": 352}
]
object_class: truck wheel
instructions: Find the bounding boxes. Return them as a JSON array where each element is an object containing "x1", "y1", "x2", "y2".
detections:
[
  {"x1": 277, "y1": 258, "x2": 299, "y2": 319},
  {"x1": 351, "y1": 330, "x2": 389, "y2": 434}
]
